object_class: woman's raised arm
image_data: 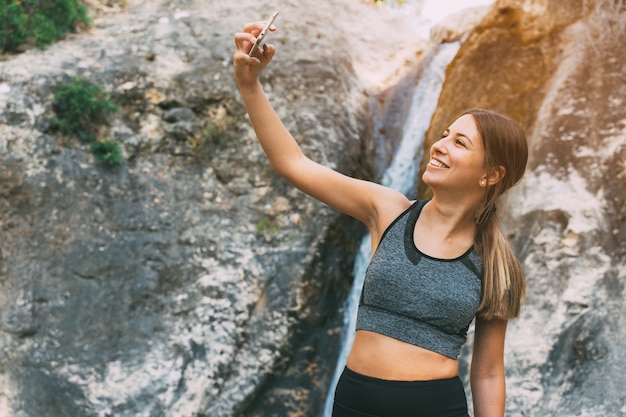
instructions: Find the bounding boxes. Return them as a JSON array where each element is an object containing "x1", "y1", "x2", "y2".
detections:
[{"x1": 233, "y1": 21, "x2": 408, "y2": 231}]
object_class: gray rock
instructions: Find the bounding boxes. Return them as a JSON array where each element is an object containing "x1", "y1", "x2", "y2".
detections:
[
  {"x1": 1, "y1": 0, "x2": 624, "y2": 416},
  {"x1": 163, "y1": 107, "x2": 195, "y2": 123},
  {"x1": 0, "y1": 1, "x2": 424, "y2": 417}
]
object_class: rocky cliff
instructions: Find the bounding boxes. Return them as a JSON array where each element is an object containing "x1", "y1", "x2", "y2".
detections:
[
  {"x1": 424, "y1": 1, "x2": 626, "y2": 416},
  {"x1": 0, "y1": 1, "x2": 424, "y2": 416},
  {"x1": 1, "y1": 0, "x2": 625, "y2": 417}
]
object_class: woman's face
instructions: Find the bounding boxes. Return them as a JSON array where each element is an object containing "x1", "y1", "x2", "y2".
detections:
[{"x1": 422, "y1": 114, "x2": 487, "y2": 193}]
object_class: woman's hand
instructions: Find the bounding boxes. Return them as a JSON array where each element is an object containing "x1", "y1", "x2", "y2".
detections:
[{"x1": 233, "y1": 21, "x2": 277, "y2": 89}]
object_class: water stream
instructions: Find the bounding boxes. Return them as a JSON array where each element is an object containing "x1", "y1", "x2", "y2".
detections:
[{"x1": 322, "y1": 41, "x2": 461, "y2": 417}]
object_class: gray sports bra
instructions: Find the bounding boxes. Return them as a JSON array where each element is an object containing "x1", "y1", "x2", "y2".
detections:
[{"x1": 356, "y1": 200, "x2": 483, "y2": 359}]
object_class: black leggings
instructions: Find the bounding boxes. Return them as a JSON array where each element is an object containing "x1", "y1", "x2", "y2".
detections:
[{"x1": 332, "y1": 367, "x2": 470, "y2": 417}]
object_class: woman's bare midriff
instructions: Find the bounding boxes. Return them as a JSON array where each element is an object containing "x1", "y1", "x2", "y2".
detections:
[{"x1": 346, "y1": 330, "x2": 459, "y2": 381}]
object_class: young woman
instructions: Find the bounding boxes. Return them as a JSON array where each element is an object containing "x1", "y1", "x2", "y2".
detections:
[{"x1": 233, "y1": 19, "x2": 527, "y2": 417}]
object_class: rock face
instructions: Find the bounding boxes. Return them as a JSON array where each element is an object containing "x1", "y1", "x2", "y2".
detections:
[
  {"x1": 1, "y1": 1, "x2": 624, "y2": 417},
  {"x1": 0, "y1": 1, "x2": 424, "y2": 417},
  {"x1": 423, "y1": 0, "x2": 626, "y2": 416}
]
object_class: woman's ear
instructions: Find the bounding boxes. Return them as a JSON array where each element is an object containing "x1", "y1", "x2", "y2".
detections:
[{"x1": 487, "y1": 165, "x2": 506, "y2": 186}]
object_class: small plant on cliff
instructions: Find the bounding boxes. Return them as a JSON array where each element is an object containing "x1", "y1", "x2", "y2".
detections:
[
  {"x1": 204, "y1": 122, "x2": 227, "y2": 143},
  {"x1": 0, "y1": 2, "x2": 28, "y2": 52},
  {"x1": 90, "y1": 140, "x2": 123, "y2": 167},
  {"x1": 189, "y1": 114, "x2": 240, "y2": 160},
  {"x1": 49, "y1": 77, "x2": 123, "y2": 167},
  {"x1": 0, "y1": 0, "x2": 90, "y2": 53},
  {"x1": 256, "y1": 216, "x2": 281, "y2": 234},
  {"x1": 50, "y1": 77, "x2": 118, "y2": 142}
]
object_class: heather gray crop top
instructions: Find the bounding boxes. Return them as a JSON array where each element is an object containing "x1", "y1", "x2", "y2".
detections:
[{"x1": 356, "y1": 200, "x2": 483, "y2": 359}]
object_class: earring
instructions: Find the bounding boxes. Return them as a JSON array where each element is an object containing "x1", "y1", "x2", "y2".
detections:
[{"x1": 480, "y1": 179, "x2": 487, "y2": 186}]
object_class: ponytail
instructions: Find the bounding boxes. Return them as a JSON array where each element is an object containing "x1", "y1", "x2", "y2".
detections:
[
  {"x1": 475, "y1": 208, "x2": 526, "y2": 320},
  {"x1": 461, "y1": 108, "x2": 529, "y2": 320}
]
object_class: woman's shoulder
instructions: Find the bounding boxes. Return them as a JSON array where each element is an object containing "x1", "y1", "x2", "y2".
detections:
[{"x1": 369, "y1": 191, "x2": 413, "y2": 246}]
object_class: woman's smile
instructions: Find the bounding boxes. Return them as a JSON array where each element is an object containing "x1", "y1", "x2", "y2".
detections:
[{"x1": 429, "y1": 157, "x2": 449, "y2": 168}]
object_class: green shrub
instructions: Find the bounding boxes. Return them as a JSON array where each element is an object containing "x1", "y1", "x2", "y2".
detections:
[
  {"x1": 50, "y1": 77, "x2": 123, "y2": 167},
  {"x1": 90, "y1": 140, "x2": 123, "y2": 167},
  {"x1": 0, "y1": 0, "x2": 90, "y2": 52},
  {"x1": 0, "y1": 2, "x2": 28, "y2": 52},
  {"x1": 189, "y1": 115, "x2": 241, "y2": 161},
  {"x1": 256, "y1": 216, "x2": 280, "y2": 234},
  {"x1": 50, "y1": 77, "x2": 118, "y2": 142}
]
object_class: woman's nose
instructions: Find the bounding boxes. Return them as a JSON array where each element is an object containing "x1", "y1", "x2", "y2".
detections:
[{"x1": 432, "y1": 138, "x2": 448, "y2": 155}]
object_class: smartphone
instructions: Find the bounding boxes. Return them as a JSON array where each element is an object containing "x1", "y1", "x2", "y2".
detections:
[{"x1": 248, "y1": 11, "x2": 279, "y2": 56}]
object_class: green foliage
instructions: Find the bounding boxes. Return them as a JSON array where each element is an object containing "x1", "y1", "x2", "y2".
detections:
[
  {"x1": 50, "y1": 77, "x2": 118, "y2": 142},
  {"x1": 200, "y1": 121, "x2": 230, "y2": 145},
  {"x1": 90, "y1": 140, "x2": 123, "y2": 167},
  {"x1": 189, "y1": 115, "x2": 240, "y2": 160},
  {"x1": 0, "y1": 2, "x2": 28, "y2": 52},
  {"x1": 0, "y1": 0, "x2": 90, "y2": 53},
  {"x1": 50, "y1": 77, "x2": 123, "y2": 167},
  {"x1": 256, "y1": 217, "x2": 281, "y2": 235}
]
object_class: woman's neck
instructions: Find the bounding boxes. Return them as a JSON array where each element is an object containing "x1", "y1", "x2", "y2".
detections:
[{"x1": 422, "y1": 195, "x2": 479, "y2": 241}]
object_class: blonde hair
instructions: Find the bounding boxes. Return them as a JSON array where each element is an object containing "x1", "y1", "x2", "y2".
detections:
[{"x1": 463, "y1": 109, "x2": 528, "y2": 320}]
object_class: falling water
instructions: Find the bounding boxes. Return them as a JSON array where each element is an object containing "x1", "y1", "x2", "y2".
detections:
[{"x1": 322, "y1": 41, "x2": 461, "y2": 417}]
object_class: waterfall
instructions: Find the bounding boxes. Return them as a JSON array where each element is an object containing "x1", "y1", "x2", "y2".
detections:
[{"x1": 322, "y1": 41, "x2": 460, "y2": 417}]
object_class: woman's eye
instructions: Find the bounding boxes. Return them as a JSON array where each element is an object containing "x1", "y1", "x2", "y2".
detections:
[{"x1": 455, "y1": 139, "x2": 465, "y2": 146}]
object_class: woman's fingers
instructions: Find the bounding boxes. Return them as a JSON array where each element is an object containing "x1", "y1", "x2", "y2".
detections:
[
  {"x1": 233, "y1": 50, "x2": 259, "y2": 66},
  {"x1": 233, "y1": 21, "x2": 278, "y2": 86},
  {"x1": 234, "y1": 23, "x2": 277, "y2": 57},
  {"x1": 234, "y1": 27, "x2": 277, "y2": 55},
  {"x1": 242, "y1": 21, "x2": 274, "y2": 34},
  {"x1": 234, "y1": 31, "x2": 256, "y2": 53},
  {"x1": 259, "y1": 43, "x2": 276, "y2": 61}
]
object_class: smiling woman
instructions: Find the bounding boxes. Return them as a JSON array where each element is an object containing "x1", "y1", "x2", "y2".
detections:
[
  {"x1": 423, "y1": 109, "x2": 528, "y2": 319},
  {"x1": 234, "y1": 16, "x2": 528, "y2": 416}
]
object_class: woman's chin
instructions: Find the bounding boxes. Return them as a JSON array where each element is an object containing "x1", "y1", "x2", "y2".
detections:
[{"x1": 421, "y1": 172, "x2": 438, "y2": 186}]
